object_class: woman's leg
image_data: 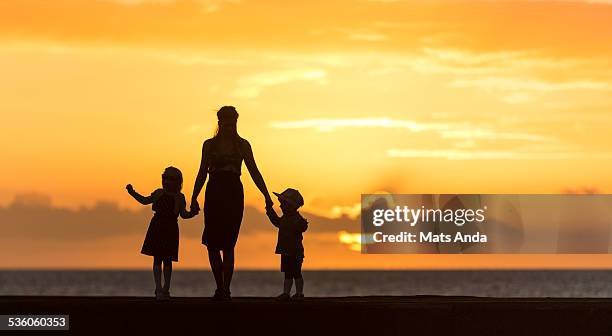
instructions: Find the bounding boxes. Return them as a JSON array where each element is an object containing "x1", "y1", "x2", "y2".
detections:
[
  {"x1": 207, "y1": 248, "x2": 224, "y2": 290},
  {"x1": 221, "y1": 248, "x2": 235, "y2": 293},
  {"x1": 162, "y1": 258, "x2": 173, "y2": 293},
  {"x1": 153, "y1": 257, "x2": 163, "y2": 294}
]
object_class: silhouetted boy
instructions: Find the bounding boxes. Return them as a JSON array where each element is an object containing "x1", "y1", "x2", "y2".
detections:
[{"x1": 266, "y1": 188, "x2": 308, "y2": 301}]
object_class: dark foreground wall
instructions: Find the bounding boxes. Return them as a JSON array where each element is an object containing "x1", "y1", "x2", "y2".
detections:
[{"x1": 1, "y1": 296, "x2": 612, "y2": 335}]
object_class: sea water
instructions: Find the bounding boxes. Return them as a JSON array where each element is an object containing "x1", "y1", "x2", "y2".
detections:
[{"x1": 1, "y1": 270, "x2": 611, "y2": 297}]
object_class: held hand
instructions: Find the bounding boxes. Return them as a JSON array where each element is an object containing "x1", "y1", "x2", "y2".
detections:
[
  {"x1": 265, "y1": 196, "x2": 274, "y2": 209},
  {"x1": 188, "y1": 208, "x2": 200, "y2": 218},
  {"x1": 190, "y1": 199, "x2": 200, "y2": 212},
  {"x1": 190, "y1": 202, "x2": 200, "y2": 214}
]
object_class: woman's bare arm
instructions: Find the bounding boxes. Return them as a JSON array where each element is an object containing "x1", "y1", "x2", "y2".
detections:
[
  {"x1": 242, "y1": 139, "x2": 273, "y2": 207},
  {"x1": 179, "y1": 194, "x2": 198, "y2": 219},
  {"x1": 190, "y1": 140, "x2": 210, "y2": 210}
]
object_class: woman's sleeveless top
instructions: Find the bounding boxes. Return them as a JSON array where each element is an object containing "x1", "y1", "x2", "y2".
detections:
[{"x1": 207, "y1": 137, "x2": 243, "y2": 175}]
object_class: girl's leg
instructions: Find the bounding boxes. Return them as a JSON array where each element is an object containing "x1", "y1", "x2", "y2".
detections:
[
  {"x1": 207, "y1": 248, "x2": 224, "y2": 290},
  {"x1": 283, "y1": 272, "x2": 294, "y2": 295},
  {"x1": 162, "y1": 258, "x2": 172, "y2": 293},
  {"x1": 221, "y1": 248, "x2": 235, "y2": 293},
  {"x1": 153, "y1": 257, "x2": 163, "y2": 294}
]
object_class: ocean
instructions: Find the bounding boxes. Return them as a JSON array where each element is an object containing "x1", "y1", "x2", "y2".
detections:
[{"x1": 1, "y1": 270, "x2": 612, "y2": 297}]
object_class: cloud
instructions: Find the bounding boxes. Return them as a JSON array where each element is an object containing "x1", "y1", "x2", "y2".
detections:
[
  {"x1": 111, "y1": 0, "x2": 241, "y2": 12},
  {"x1": 347, "y1": 33, "x2": 389, "y2": 42},
  {"x1": 387, "y1": 148, "x2": 612, "y2": 160},
  {"x1": 450, "y1": 77, "x2": 612, "y2": 93},
  {"x1": 0, "y1": 194, "x2": 357, "y2": 241},
  {"x1": 448, "y1": 76, "x2": 612, "y2": 104},
  {"x1": 413, "y1": 47, "x2": 597, "y2": 75},
  {"x1": 271, "y1": 118, "x2": 451, "y2": 132},
  {"x1": 270, "y1": 118, "x2": 556, "y2": 142},
  {"x1": 0, "y1": 194, "x2": 374, "y2": 268},
  {"x1": 233, "y1": 69, "x2": 327, "y2": 99},
  {"x1": 330, "y1": 203, "x2": 362, "y2": 219},
  {"x1": 410, "y1": 47, "x2": 612, "y2": 103},
  {"x1": 112, "y1": 0, "x2": 174, "y2": 4},
  {"x1": 421, "y1": 48, "x2": 533, "y2": 67},
  {"x1": 3, "y1": 0, "x2": 611, "y2": 56},
  {"x1": 338, "y1": 231, "x2": 362, "y2": 252},
  {"x1": 359, "y1": 0, "x2": 612, "y2": 4}
]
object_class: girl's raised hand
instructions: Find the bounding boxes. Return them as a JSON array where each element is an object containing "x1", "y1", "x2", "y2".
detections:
[{"x1": 126, "y1": 184, "x2": 134, "y2": 193}]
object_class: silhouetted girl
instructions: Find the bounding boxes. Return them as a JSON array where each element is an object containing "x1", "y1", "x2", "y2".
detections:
[
  {"x1": 191, "y1": 106, "x2": 273, "y2": 300},
  {"x1": 126, "y1": 167, "x2": 198, "y2": 301}
]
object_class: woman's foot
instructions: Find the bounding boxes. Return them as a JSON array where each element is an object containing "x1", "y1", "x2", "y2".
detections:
[
  {"x1": 155, "y1": 289, "x2": 170, "y2": 301},
  {"x1": 212, "y1": 288, "x2": 228, "y2": 301},
  {"x1": 154, "y1": 289, "x2": 164, "y2": 301},
  {"x1": 291, "y1": 293, "x2": 304, "y2": 301},
  {"x1": 161, "y1": 289, "x2": 171, "y2": 301},
  {"x1": 276, "y1": 293, "x2": 291, "y2": 302}
]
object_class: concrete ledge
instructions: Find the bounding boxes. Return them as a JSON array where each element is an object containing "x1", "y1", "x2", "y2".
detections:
[{"x1": 1, "y1": 296, "x2": 611, "y2": 335}]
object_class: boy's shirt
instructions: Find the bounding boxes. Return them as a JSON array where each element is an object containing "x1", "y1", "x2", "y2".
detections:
[{"x1": 266, "y1": 208, "x2": 308, "y2": 258}]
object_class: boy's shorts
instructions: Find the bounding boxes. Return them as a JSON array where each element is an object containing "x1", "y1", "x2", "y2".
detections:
[{"x1": 280, "y1": 255, "x2": 303, "y2": 277}]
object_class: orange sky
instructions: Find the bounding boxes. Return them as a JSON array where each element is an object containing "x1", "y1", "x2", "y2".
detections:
[{"x1": 1, "y1": 0, "x2": 612, "y2": 269}]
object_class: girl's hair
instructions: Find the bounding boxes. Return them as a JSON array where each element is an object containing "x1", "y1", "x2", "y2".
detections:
[{"x1": 162, "y1": 166, "x2": 183, "y2": 193}]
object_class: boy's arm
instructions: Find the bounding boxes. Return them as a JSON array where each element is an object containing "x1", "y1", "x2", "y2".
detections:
[
  {"x1": 266, "y1": 207, "x2": 281, "y2": 227},
  {"x1": 126, "y1": 185, "x2": 159, "y2": 205}
]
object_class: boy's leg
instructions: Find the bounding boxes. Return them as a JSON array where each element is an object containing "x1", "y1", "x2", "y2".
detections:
[
  {"x1": 153, "y1": 257, "x2": 163, "y2": 294},
  {"x1": 294, "y1": 260, "x2": 304, "y2": 295},
  {"x1": 162, "y1": 258, "x2": 172, "y2": 292},
  {"x1": 281, "y1": 255, "x2": 293, "y2": 294}
]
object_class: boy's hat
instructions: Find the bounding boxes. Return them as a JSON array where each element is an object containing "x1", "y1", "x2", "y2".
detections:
[{"x1": 273, "y1": 188, "x2": 304, "y2": 209}]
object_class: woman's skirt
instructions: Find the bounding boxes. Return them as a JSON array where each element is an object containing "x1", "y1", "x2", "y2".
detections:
[
  {"x1": 202, "y1": 171, "x2": 244, "y2": 250},
  {"x1": 141, "y1": 215, "x2": 179, "y2": 261}
]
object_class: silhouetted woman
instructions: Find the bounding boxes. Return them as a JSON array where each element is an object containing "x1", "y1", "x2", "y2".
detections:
[{"x1": 191, "y1": 106, "x2": 273, "y2": 300}]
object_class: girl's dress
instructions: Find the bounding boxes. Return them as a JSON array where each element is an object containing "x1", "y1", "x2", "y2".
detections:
[
  {"x1": 141, "y1": 191, "x2": 180, "y2": 261},
  {"x1": 202, "y1": 137, "x2": 244, "y2": 250}
]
